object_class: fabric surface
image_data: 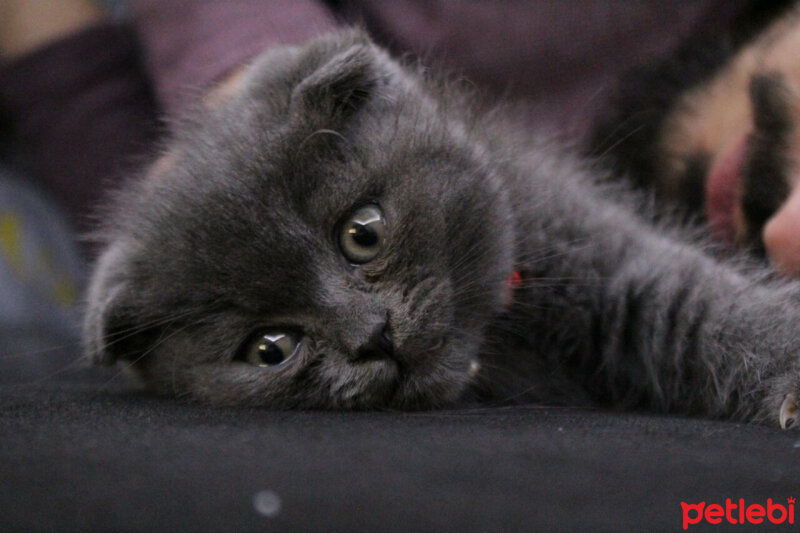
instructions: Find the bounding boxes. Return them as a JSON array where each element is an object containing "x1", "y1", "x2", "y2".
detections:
[
  {"x1": 0, "y1": 169, "x2": 83, "y2": 385},
  {"x1": 0, "y1": 23, "x2": 157, "y2": 234},
  {"x1": 1, "y1": 367, "x2": 798, "y2": 532}
]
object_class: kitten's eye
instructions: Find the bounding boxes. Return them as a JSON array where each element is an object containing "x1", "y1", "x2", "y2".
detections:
[
  {"x1": 243, "y1": 332, "x2": 300, "y2": 368},
  {"x1": 339, "y1": 204, "x2": 387, "y2": 264}
]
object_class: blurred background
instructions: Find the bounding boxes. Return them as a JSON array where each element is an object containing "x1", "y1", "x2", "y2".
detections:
[{"x1": 0, "y1": 0, "x2": 774, "y2": 380}]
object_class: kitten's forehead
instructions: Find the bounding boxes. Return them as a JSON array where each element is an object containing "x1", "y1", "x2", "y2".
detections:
[
  {"x1": 123, "y1": 147, "x2": 324, "y2": 313},
  {"x1": 124, "y1": 34, "x2": 480, "y2": 315}
]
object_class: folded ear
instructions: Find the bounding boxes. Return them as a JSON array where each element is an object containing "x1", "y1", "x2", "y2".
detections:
[
  {"x1": 83, "y1": 244, "x2": 153, "y2": 366},
  {"x1": 290, "y1": 41, "x2": 381, "y2": 122},
  {"x1": 83, "y1": 282, "x2": 133, "y2": 366}
]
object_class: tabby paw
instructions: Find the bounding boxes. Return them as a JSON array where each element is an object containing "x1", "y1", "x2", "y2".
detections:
[{"x1": 779, "y1": 393, "x2": 798, "y2": 429}]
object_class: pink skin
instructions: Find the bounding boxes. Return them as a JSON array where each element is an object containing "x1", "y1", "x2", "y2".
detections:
[
  {"x1": 705, "y1": 130, "x2": 800, "y2": 277},
  {"x1": 705, "y1": 134, "x2": 748, "y2": 245},
  {"x1": 762, "y1": 111, "x2": 800, "y2": 276},
  {"x1": 764, "y1": 178, "x2": 800, "y2": 276}
]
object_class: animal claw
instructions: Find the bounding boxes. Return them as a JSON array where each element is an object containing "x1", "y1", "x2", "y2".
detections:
[
  {"x1": 468, "y1": 360, "x2": 480, "y2": 378},
  {"x1": 779, "y1": 393, "x2": 798, "y2": 429}
]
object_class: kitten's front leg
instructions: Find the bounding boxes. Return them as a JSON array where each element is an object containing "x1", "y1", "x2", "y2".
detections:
[
  {"x1": 578, "y1": 221, "x2": 800, "y2": 427},
  {"x1": 510, "y1": 158, "x2": 800, "y2": 427}
]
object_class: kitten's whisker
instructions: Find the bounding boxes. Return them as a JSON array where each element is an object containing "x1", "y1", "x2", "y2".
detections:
[
  {"x1": 16, "y1": 352, "x2": 90, "y2": 386},
  {"x1": 590, "y1": 121, "x2": 648, "y2": 162},
  {"x1": 7, "y1": 308, "x2": 207, "y2": 387},
  {"x1": 0, "y1": 308, "x2": 201, "y2": 362},
  {"x1": 518, "y1": 241, "x2": 596, "y2": 266},
  {"x1": 100, "y1": 307, "x2": 205, "y2": 354},
  {"x1": 102, "y1": 306, "x2": 205, "y2": 340},
  {"x1": 0, "y1": 341, "x2": 84, "y2": 361},
  {"x1": 98, "y1": 321, "x2": 194, "y2": 391}
]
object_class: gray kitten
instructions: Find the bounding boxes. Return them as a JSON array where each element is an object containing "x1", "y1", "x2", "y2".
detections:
[{"x1": 84, "y1": 30, "x2": 800, "y2": 428}]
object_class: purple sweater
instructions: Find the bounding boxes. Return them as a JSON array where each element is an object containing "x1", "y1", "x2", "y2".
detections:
[
  {"x1": 0, "y1": 23, "x2": 157, "y2": 233},
  {"x1": 0, "y1": 0, "x2": 748, "y2": 233}
]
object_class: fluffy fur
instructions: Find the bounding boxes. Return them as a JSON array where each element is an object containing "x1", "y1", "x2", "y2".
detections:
[{"x1": 85, "y1": 30, "x2": 800, "y2": 426}]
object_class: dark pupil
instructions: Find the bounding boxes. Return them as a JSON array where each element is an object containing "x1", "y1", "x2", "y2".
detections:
[
  {"x1": 259, "y1": 342, "x2": 285, "y2": 365},
  {"x1": 351, "y1": 223, "x2": 378, "y2": 247}
]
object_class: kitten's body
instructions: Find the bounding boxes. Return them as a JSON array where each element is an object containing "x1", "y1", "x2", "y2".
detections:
[{"x1": 85, "y1": 31, "x2": 800, "y2": 426}]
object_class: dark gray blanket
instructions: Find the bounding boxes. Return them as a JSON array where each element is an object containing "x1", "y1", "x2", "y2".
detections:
[{"x1": 2, "y1": 366, "x2": 798, "y2": 531}]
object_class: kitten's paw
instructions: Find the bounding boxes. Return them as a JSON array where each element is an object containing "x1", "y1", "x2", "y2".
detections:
[{"x1": 779, "y1": 393, "x2": 798, "y2": 429}]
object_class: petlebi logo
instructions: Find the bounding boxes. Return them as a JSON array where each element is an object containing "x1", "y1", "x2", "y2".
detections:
[{"x1": 681, "y1": 498, "x2": 795, "y2": 529}]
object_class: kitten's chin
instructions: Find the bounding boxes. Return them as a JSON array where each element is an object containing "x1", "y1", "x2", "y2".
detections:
[
  {"x1": 388, "y1": 376, "x2": 468, "y2": 410},
  {"x1": 384, "y1": 350, "x2": 478, "y2": 410},
  {"x1": 333, "y1": 359, "x2": 401, "y2": 409},
  {"x1": 336, "y1": 349, "x2": 475, "y2": 410}
]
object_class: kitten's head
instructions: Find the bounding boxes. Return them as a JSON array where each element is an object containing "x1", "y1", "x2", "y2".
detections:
[{"x1": 84, "y1": 30, "x2": 515, "y2": 409}]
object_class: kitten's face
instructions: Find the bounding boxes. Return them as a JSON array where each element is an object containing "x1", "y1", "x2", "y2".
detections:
[{"x1": 84, "y1": 32, "x2": 515, "y2": 409}]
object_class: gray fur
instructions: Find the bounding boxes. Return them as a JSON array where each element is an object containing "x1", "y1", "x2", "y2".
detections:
[{"x1": 84, "y1": 30, "x2": 800, "y2": 424}]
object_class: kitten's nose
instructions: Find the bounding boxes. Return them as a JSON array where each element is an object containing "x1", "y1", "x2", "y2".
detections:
[{"x1": 354, "y1": 320, "x2": 394, "y2": 361}]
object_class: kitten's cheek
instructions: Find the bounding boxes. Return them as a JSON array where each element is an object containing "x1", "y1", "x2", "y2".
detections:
[{"x1": 763, "y1": 181, "x2": 800, "y2": 276}]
